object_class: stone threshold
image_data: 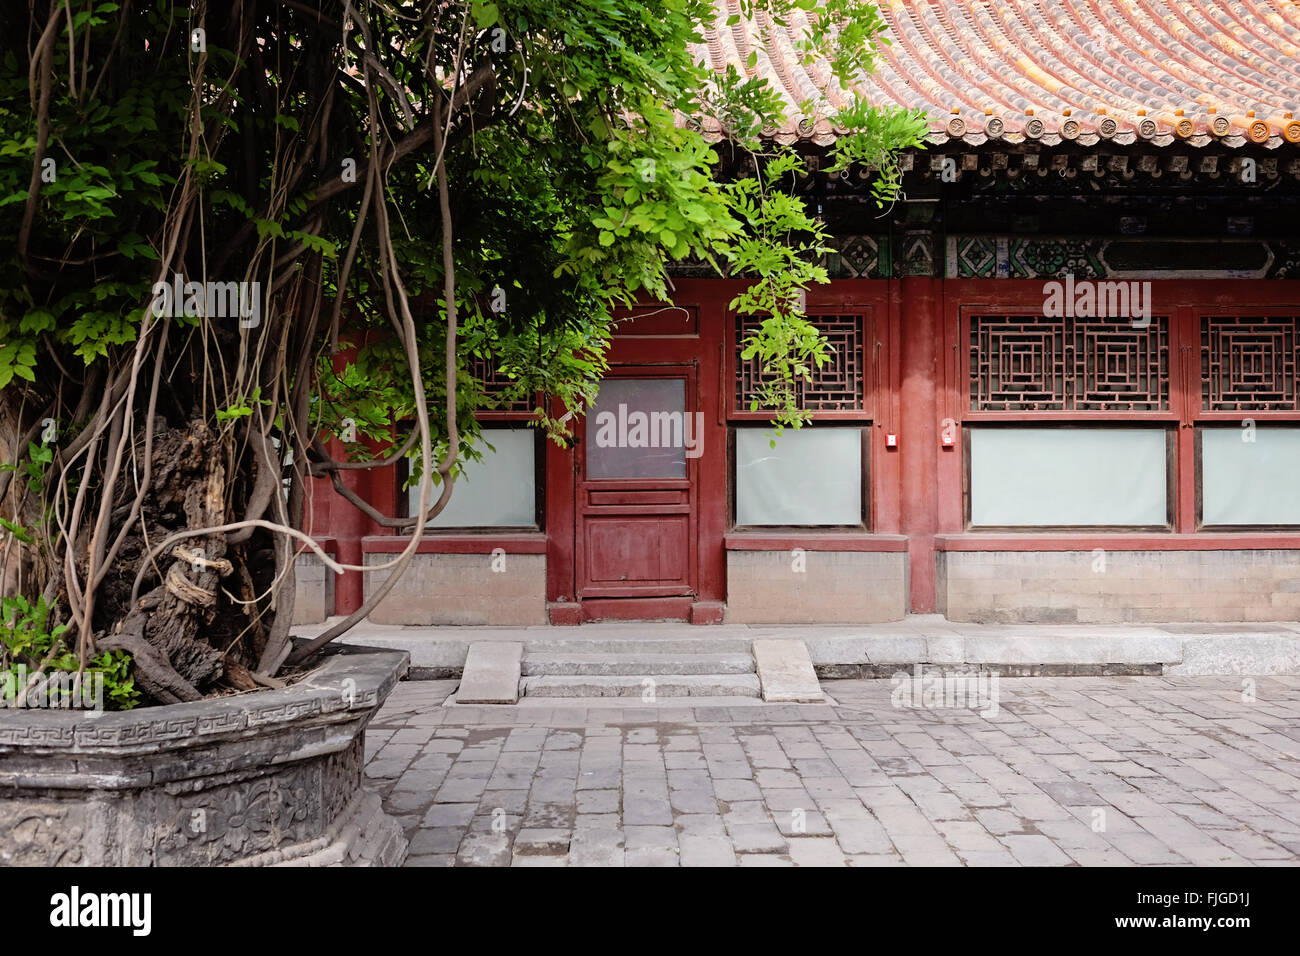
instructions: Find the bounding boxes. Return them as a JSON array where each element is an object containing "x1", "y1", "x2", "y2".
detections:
[{"x1": 293, "y1": 615, "x2": 1300, "y2": 677}]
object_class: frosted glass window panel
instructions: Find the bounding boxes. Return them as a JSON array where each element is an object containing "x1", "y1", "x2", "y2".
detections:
[
  {"x1": 1202, "y1": 427, "x2": 1300, "y2": 525},
  {"x1": 586, "y1": 378, "x2": 690, "y2": 479},
  {"x1": 735, "y1": 428, "x2": 863, "y2": 526},
  {"x1": 409, "y1": 429, "x2": 536, "y2": 527},
  {"x1": 970, "y1": 428, "x2": 1167, "y2": 527}
]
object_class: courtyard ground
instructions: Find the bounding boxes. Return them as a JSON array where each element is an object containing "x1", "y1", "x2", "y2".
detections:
[{"x1": 363, "y1": 676, "x2": 1300, "y2": 866}]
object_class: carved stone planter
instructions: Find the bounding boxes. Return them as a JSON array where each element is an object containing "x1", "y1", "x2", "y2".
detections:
[{"x1": 0, "y1": 647, "x2": 409, "y2": 866}]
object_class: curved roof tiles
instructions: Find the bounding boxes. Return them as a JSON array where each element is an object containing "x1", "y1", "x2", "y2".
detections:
[{"x1": 694, "y1": 0, "x2": 1300, "y2": 148}]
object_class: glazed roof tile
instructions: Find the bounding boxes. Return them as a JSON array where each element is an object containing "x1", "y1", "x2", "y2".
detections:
[{"x1": 694, "y1": 0, "x2": 1300, "y2": 148}]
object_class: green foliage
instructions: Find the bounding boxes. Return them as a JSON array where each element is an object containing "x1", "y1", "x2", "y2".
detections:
[
  {"x1": 0, "y1": 595, "x2": 141, "y2": 711},
  {"x1": 0, "y1": 1, "x2": 928, "y2": 686},
  {"x1": 2, "y1": 0, "x2": 924, "y2": 445}
]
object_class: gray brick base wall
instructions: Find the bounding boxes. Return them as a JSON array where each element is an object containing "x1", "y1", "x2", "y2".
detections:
[
  {"x1": 292, "y1": 552, "x2": 334, "y2": 625},
  {"x1": 364, "y1": 552, "x2": 546, "y2": 625},
  {"x1": 937, "y1": 549, "x2": 1300, "y2": 624},
  {"x1": 724, "y1": 550, "x2": 908, "y2": 624}
]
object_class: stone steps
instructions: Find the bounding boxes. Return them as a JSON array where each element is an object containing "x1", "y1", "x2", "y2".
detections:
[
  {"x1": 520, "y1": 673, "x2": 763, "y2": 698},
  {"x1": 521, "y1": 651, "x2": 755, "y2": 677},
  {"x1": 523, "y1": 637, "x2": 754, "y2": 655}
]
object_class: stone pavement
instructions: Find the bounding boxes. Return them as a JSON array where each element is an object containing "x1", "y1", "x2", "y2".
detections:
[{"x1": 363, "y1": 676, "x2": 1300, "y2": 866}]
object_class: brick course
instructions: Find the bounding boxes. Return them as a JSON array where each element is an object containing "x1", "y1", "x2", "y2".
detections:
[
  {"x1": 365, "y1": 552, "x2": 546, "y2": 625},
  {"x1": 939, "y1": 550, "x2": 1300, "y2": 623},
  {"x1": 725, "y1": 550, "x2": 907, "y2": 624}
]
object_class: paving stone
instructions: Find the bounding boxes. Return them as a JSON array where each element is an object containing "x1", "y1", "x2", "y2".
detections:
[
  {"x1": 364, "y1": 759, "x2": 409, "y2": 780},
  {"x1": 728, "y1": 823, "x2": 787, "y2": 853},
  {"x1": 385, "y1": 789, "x2": 434, "y2": 813},
  {"x1": 754, "y1": 768, "x2": 802, "y2": 789},
  {"x1": 511, "y1": 854, "x2": 569, "y2": 867},
  {"x1": 670, "y1": 788, "x2": 719, "y2": 813},
  {"x1": 370, "y1": 675, "x2": 1300, "y2": 868},
  {"x1": 456, "y1": 831, "x2": 512, "y2": 867},
  {"x1": 707, "y1": 760, "x2": 754, "y2": 779},
  {"x1": 480, "y1": 790, "x2": 529, "y2": 815},
  {"x1": 408, "y1": 826, "x2": 464, "y2": 855},
  {"x1": 626, "y1": 847, "x2": 680, "y2": 866},
  {"x1": 676, "y1": 837, "x2": 738, "y2": 868},
  {"x1": 434, "y1": 777, "x2": 489, "y2": 803},
  {"x1": 674, "y1": 814, "x2": 728, "y2": 837},
  {"x1": 521, "y1": 802, "x2": 575, "y2": 828},
  {"x1": 776, "y1": 809, "x2": 832, "y2": 837},
  {"x1": 890, "y1": 833, "x2": 963, "y2": 866},
  {"x1": 762, "y1": 787, "x2": 816, "y2": 812},
  {"x1": 786, "y1": 837, "x2": 848, "y2": 866},
  {"x1": 422, "y1": 803, "x2": 477, "y2": 827},
  {"x1": 665, "y1": 752, "x2": 707, "y2": 770},
  {"x1": 722, "y1": 801, "x2": 772, "y2": 826},
  {"x1": 668, "y1": 769, "x2": 713, "y2": 791},
  {"x1": 568, "y1": 828, "x2": 626, "y2": 867},
  {"x1": 829, "y1": 817, "x2": 894, "y2": 854},
  {"x1": 846, "y1": 853, "x2": 906, "y2": 866},
  {"x1": 624, "y1": 825, "x2": 679, "y2": 849},
  {"x1": 574, "y1": 813, "x2": 622, "y2": 829},
  {"x1": 576, "y1": 789, "x2": 620, "y2": 814},
  {"x1": 513, "y1": 828, "x2": 572, "y2": 855},
  {"x1": 624, "y1": 797, "x2": 673, "y2": 826}
]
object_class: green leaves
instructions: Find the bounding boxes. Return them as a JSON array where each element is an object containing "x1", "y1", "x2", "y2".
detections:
[
  {"x1": 0, "y1": 341, "x2": 37, "y2": 387},
  {"x1": 0, "y1": 595, "x2": 141, "y2": 711},
  {"x1": 473, "y1": 2, "x2": 500, "y2": 29}
]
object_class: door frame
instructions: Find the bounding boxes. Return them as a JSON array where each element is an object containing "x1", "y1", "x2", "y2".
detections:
[
  {"x1": 544, "y1": 282, "x2": 730, "y2": 624},
  {"x1": 573, "y1": 362, "x2": 700, "y2": 602}
]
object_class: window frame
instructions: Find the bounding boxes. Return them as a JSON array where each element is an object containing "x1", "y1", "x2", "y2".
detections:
[
  {"x1": 960, "y1": 306, "x2": 1180, "y2": 532},
  {"x1": 397, "y1": 422, "x2": 546, "y2": 532},
  {"x1": 728, "y1": 422, "x2": 872, "y2": 532},
  {"x1": 962, "y1": 422, "x2": 1176, "y2": 532},
  {"x1": 1195, "y1": 423, "x2": 1300, "y2": 532}
]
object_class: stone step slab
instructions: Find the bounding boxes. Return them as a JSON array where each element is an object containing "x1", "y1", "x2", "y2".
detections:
[
  {"x1": 752, "y1": 638, "x2": 825, "y2": 703},
  {"x1": 455, "y1": 641, "x2": 523, "y2": 703},
  {"x1": 526, "y1": 638, "x2": 754, "y2": 655},
  {"x1": 520, "y1": 674, "x2": 761, "y2": 698},
  {"x1": 521, "y1": 652, "x2": 755, "y2": 676}
]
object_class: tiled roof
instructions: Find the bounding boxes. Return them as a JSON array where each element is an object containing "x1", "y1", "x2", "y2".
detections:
[{"x1": 695, "y1": 0, "x2": 1300, "y2": 148}]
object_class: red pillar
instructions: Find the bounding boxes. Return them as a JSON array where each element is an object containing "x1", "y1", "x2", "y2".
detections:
[
  {"x1": 898, "y1": 275, "x2": 942, "y2": 613},
  {"x1": 329, "y1": 437, "x2": 371, "y2": 615}
]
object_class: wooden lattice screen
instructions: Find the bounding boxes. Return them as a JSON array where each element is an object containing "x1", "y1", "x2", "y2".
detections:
[
  {"x1": 969, "y1": 314, "x2": 1170, "y2": 412},
  {"x1": 1202, "y1": 316, "x2": 1300, "y2": 412},
  {"x1": 735, "y1": 314, "x2": 867, "y2": 412},
  {"x1": 469, "y1": 351, "x2": 534, "y2": 414}
]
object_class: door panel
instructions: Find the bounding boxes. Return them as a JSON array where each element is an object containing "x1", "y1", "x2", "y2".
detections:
[
  {"x1": 576, "y1": 368, "x2": 698, "y2": 601},
  {"x1": 584, "y1": 515, "x2": 689, "y2": 586}
]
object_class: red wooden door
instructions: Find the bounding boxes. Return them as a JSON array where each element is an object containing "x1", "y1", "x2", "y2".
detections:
[{"x1": 575, "y1": 367, "x2": 699, "y2": 601}]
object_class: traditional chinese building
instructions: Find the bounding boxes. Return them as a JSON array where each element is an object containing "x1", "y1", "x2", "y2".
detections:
[{"x1": 297, "y1": 0, "x2": 1300, "y2": 629}]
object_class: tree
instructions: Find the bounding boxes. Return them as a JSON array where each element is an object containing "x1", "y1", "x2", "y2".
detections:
[{"x1": 0, "y1": 0, "x2": 925, "y2": 706}]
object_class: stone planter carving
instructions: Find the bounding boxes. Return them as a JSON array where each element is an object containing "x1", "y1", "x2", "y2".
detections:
[{"x1": 0, "y1": 647, "x2": 409, "y2": 867}]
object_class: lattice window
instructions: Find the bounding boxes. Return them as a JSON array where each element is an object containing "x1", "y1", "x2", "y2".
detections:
[
  {"x1": 1202, "y1": 316, "x2": 1300, "y2": 411},
  {"x1": 970, "y1": 315, "x2": 1169, "y2": 412},
  {"x1": 736, "y1": 314, "x2": 866, "y2": 412},
  {"x1": 469, "y1": 352, "x2": 534, "y2": 414}
]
